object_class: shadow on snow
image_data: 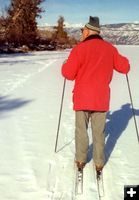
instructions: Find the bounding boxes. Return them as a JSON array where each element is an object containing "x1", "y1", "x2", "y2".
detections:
[
  {"x1": 0, "y1": 95, "x2": 33, "y2": 117},
  {"x1": 87, "y1": 103, "x2": 139, "y2": 164}
]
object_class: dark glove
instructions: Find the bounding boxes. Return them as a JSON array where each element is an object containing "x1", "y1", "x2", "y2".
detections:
[{"x1": 63, "y1": 59, "x2": 67, "y2": 64}]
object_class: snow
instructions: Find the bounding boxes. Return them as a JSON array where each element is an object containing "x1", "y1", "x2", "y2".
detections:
[{"x1": 0, "y1": 46, "x2": 139, "y2": 200}]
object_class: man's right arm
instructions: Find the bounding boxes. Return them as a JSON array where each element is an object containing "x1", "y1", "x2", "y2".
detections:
[{"x1": 61, "y1": 46, "x2": 80, "y2": 80}]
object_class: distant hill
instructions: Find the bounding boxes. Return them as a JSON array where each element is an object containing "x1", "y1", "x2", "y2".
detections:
[
  {"x1": 39, "y1": 22, "x2": 139, "y2": 45},
  {"x1": 101, "y1": 23, "x2": 139, "y2": 45}
]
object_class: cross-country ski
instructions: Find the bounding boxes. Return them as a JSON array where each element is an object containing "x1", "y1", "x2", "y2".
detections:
[
  {"x1": 96, "y1": 169, "x2": 104, "y2": 198},
  {"x1": 75, "y1": 168, "x2": 84, "y2": 195}
]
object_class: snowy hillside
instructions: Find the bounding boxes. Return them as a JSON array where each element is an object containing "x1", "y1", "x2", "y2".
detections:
[
  {"x1": 65, "y1": 23, "x2": 139, "y2": 44},
  {"x1": 101, "y1": 23, "x2": 139, "y2": 45},
  {"x1": 0, "y1": 46, "x2": 139, "y2": 200}
]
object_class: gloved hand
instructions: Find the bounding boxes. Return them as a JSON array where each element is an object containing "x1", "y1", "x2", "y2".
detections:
[{"x1": 63, "y1": 59, "x2": 67, "y2": 64}]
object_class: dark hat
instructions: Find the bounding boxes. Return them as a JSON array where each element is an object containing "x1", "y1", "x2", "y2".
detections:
[{"x1": 85, "y1": 16, "x2": 100, "y2": 32}]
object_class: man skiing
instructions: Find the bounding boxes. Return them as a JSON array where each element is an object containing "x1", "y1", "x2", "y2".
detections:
[{"x1": 61, "y1": 16, "x2": 130, "y2": 174}]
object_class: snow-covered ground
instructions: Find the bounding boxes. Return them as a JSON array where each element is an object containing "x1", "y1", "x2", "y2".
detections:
[{"x1": 0, "y1": 46, "x2": 138, "y2": 200}]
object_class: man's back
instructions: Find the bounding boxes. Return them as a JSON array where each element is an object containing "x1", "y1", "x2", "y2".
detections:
[
  {"x1": 62, "y1": 35, "x2": 130, "y2": 111},
  {"x1": 73, "y1": 35, "x2": 116, "y2": 85}
]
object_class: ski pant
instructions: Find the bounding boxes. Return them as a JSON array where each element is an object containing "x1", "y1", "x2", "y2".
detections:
[{"x1": 75, "y1": 111, "x2": 106, "y2": 167}]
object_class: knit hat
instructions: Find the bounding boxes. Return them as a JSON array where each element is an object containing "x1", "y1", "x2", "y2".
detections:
[{"x1": 85, "y1": 16, "x2": 100, "y2": 32}]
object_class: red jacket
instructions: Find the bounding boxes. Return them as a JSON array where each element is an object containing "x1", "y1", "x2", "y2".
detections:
[{"x1": 62, "y1": 35, "x2": 130, "y2": 111}]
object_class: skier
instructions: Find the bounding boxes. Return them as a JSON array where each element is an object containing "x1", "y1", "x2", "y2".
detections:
[{"x1": 61, "y1": 16, "x2": 130, "y2": 174}]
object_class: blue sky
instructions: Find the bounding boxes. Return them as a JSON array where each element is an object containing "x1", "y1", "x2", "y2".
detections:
[{"x1": 1, "y1": 0, "x2": 139, "y2": 26}]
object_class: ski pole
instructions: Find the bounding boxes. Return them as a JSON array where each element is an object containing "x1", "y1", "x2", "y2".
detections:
[
  {"x1": 126, "y1": 74, "x2": 139, "y2": 143},
  {"x1": 54, "y1": 78, "x2": 66, "y2": 153}
]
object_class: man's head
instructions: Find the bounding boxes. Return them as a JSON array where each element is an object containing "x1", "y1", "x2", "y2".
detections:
[{"x1": 81, "y1": 16, "x2": 100, "y2": 40}]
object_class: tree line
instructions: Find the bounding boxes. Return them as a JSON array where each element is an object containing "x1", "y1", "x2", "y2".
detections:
[{"x1": 0, "y1": 0, "x2": 77, "y2": 52}]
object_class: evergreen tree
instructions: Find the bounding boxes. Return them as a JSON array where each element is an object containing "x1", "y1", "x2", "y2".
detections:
[
  {"x1": 0, "y1": 16, "x2": 6, "y2": 44},
  {"x1": 54, "y1": 16, "x2": 69, "y2": 44},
  {"x1": 6, "y1": 0, "x2": 44, "y2": 46}
]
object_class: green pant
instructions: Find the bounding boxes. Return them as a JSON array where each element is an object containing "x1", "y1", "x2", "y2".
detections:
[{"x1": 75, "y1": 111, "x2": 106, "y2": 166}]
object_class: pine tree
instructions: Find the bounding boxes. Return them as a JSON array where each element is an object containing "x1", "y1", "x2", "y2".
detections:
[
  {"x1": 54, "y1": 16, "x2": 69, "y2": 45},
  {"x1": 0, "y1": 16, "x2": 6, "y2": 45},
  {"x1": 6, "y1": 0, "x2": 44, "y2": 46}
]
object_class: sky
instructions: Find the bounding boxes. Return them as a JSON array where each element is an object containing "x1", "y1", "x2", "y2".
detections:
[{"x1": 1, "y1": 0, "x2": 139, "y2": 27}]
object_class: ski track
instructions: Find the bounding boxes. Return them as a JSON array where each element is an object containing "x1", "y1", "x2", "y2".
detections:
[
  {"x1": 0, "y1": 48, "x2": 139, "y2": 200},
  {"x1": 0, "y1": 59, "x2": 57, "y2": 95}
]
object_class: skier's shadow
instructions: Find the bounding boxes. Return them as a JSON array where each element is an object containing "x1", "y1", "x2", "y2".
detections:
[{"x1": 87, "y1": 103, "x2": 139, "y2": 164}]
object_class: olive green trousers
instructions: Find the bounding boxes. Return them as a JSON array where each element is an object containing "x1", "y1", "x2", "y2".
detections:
[{"x1": 75, "y1": 111, "x2": 106, "y2": 167}]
